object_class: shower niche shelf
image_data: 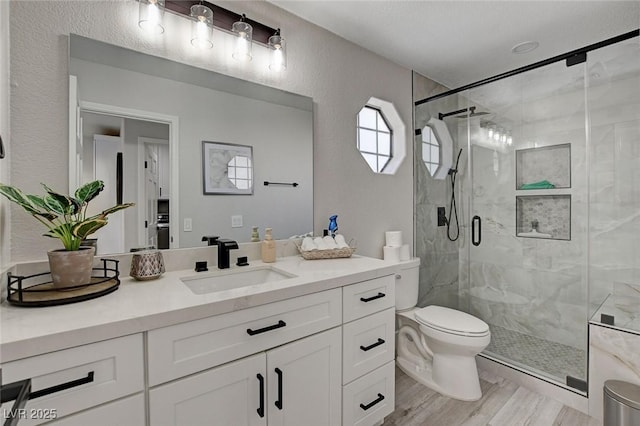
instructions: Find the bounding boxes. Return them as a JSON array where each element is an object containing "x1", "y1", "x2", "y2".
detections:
[
  {"x1": 516, "y1": 195, "x2": 571, "y2": 241},
  {"x1": 516, "y1": 143, "x2": 571, "y2": 190}
]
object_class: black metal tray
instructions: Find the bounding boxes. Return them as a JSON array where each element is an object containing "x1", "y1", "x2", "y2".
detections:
[{"x1": 6, "y1": 259, "x2": 120, "y2": 307}]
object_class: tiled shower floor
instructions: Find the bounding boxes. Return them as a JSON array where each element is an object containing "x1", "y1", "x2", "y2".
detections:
[{"x1": 484, "y1": 324, "x2": 586, "y2": 384}]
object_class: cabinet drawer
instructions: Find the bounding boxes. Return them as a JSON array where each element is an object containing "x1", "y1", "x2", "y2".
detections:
[
  {"x1": 343, "y1": 308, "x2": 395, "y2": 384},
  {"x1": 48, "y1": 394, "x2": 145, "y2": 426},
  {"x1": 148, "y1": 288, "x2": 342, "y2": 385},
  {"x1": 343, "y1": 275, "x2": 395, "y2": 323},
  {"x1": 343, "y1": 361, "x2": 395, "y2": 426},
  {"x1": 1, "y1": 334, "x2": 143, "y2": 426}
]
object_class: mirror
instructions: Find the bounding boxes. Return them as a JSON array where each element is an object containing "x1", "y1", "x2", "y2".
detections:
[{"x1": 69, "y1": 35, "x2": 313, "y2": 254}]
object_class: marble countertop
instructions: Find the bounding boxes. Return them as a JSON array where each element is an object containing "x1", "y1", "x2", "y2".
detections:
[{"x1": 0, "y1": 255, "x2": 399, "y2": 363}]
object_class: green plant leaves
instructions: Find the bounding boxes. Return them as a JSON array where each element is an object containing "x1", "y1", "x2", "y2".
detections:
[
  {"x1": 72, "y1": 218, "x2": 108, "y2": 240},
  {"x1": 42, "y1": 184, "x2": 80, "y2": 215},
  {"x1": 0, "y1": 184, "x2": 42, "y2": 215},
  {"x1": 1, "y1": 179, "x2": 134, "y2": 251},
  {"x1": 75, "y1": 180, "x2": 104, "y2": 204}
]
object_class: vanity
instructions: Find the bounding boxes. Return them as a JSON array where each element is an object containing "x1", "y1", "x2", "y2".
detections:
[{"x1": 0, "y1": 251, "x2": 398, "y2": 426}]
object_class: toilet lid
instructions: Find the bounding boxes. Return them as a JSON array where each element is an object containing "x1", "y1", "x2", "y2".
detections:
[{"x1": 415, "y1": 306, "x2": 489, "y2": 336}]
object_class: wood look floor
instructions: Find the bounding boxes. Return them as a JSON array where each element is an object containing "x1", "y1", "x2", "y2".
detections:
[{"x1": 383, "y1": 367, "x2": 599, "y2": 426}]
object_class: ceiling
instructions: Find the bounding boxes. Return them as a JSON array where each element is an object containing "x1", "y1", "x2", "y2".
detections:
[{"x1": 269, "y1": 1, "x2": 640, "y2": 90}]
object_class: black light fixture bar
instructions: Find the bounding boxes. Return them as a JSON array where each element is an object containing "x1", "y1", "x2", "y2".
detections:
[
  {"x1": 165, "y1": 1, "x2": 277, "y2": 45},
  {"x1": 415, "y1": 28, "x2": 640, "y2": 106}
]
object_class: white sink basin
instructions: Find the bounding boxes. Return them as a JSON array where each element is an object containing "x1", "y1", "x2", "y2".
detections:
[{"x1": 181, "y1": 266, "x2": 297, "y2": 295}]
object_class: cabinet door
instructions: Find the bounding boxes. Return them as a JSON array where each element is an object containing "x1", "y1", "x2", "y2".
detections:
[
  {"x1": 267, "y1": 327, "x2": 342, "y2": 426},
  {"x1": 149, "y1": 353, "x2": 266, "y2": 426}
]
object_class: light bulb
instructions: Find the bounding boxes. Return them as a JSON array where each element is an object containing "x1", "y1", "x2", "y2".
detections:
[
  {"x1": 190, "y1": 4, "x2": 213, "y2": 49},
  {"x1": 138, "y1": 0, "x2": 165, "y2": 34},
  {"x1": 268, "y1": 29, "x2": 287, "y2": 71}
]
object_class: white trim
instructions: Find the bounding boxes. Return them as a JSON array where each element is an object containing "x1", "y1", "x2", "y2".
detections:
[
  {"x1": 359, "y1": 97, "x2": 406, "y2": 175},
  {"x1": 71, "y1": 101, "x2": 180, "y2": 249}
]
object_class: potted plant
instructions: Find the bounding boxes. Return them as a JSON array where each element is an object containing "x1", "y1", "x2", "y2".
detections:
[{"x1": 0, "y1": 180, "x2": 134, "y2": 289}]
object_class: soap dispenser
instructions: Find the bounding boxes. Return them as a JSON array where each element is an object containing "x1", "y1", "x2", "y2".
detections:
[{"x1": 261, "y1": 228, "x2": 276, "y2": 263}]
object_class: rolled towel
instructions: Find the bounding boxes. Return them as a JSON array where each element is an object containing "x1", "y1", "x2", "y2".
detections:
[
  {"x1": 301, "y1": 236, "x2": 316, "y2": 251},
  {"x1": 323, "y1": 235, "x2": 338, "y2": 249},
  {"x1": 313, "y1": 237, "x2": 329, "y2": 250},
  {"x1": 334, "y1": 234, "x2": 349, "y2": 249}
]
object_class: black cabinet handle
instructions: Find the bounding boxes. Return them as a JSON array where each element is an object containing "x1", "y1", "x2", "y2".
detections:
[
  {"x1": 247, "y1": 320, "x2": 286, "y2": 336},
  {"x1": 256, "y1": 374, "x2": 265, "y2": 418},
  {"x1": 360, "y1": 393, "x2": 385, "y2": 411},
  {"x1": 274, "y1": 368, "x2": 283, "y2": 410},
  {"x1": 29, "y1": 371, "x2": 94, "y2": 399},
  {"x1": 360, "y1": 338, "x2": 385, "y2": 352},
  {"x1": 1, "y1": 378, "x2": 31, "y2": 426},
  {"x1": 360, "y1": 292, "x2": 385, "y2": 303},
  {"x1": 0, "y1": 135, "x2": 5, "y2": 159},
  {"x1": 472, "y1": 215, "x2": 481, "y2": 246}
]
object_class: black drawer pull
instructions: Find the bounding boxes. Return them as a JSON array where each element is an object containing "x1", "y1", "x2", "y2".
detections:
[
  {"x1": 360, "y1": 393, "x2": 385, "y2": 411},
  {"x1": 30, "y1": 371, "x2": 94, "y2": 399},
  {"x1": 247, "y1": 320, "x2": 286, "y2": 336},
  {"x1": 274, "y1": 368, "x2": 283, "y2": 410},
  {"x1": 360, "y1": 338, "x2": 385, "y2": 352},
  {"x1": 360, "y1": 292, "x2": 385, "y2": 303},
  {"x1": 256, "y1": 374, "x2": 265, "y2": 418}
]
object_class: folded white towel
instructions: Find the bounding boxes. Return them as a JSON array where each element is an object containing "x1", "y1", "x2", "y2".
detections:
[
  {"x1": 301, "y1": 236, "x2": 316, "y2": 251},
  {"x1": 334, "y1": 234, "x2": 349, "y2": 249},
  {"x1": 323, "y1": 235, "x2": 338, "y2": 249},
  {"x1": 313, "y1": 237, "x2": 329, "y2": 250}
]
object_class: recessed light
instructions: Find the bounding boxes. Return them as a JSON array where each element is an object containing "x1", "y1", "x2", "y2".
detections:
[{"x1": 512, "y1": 41, "x2": 539, "y2": 54}]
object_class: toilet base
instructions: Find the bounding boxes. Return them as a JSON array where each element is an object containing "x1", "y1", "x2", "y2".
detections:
[
  {"x1": 396, "y1": 327, "x2": 484, "y2": 402},
  {"x1": 396, "y1": 355, "x2": 483, "y2": 402}
]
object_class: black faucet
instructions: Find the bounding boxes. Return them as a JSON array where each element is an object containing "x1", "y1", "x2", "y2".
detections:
[
  {"x1": 216, "y1": 239, "x2": 239, "y2": 269},
  {"x1": 202, "y1": 236, "x2": 219, "y2": 246}
]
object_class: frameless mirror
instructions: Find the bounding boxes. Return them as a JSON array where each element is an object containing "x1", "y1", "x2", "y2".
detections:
[{"x1": 69, "y1": 35, "x2": 313, "y2": 254}]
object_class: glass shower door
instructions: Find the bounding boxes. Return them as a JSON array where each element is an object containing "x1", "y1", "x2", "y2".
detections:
[{"x1": 463, "y1": 58, "x2": 589, "y2": 389}]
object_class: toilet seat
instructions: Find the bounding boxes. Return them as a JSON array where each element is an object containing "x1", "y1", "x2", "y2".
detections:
[{"x1": 415, "y1": 306, "x2": 490, "y2": 337}]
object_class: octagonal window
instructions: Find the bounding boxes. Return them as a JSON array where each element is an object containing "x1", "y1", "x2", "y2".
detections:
[
  {"x1": 357, "y1": 106, "x2": 392, "y2": 173},
  {"x1": 422, "y1": 126, "x2": 440, "y2": 176},
  {"x1": 227, "y1": 155, "x2": 253, "y2": 190}
]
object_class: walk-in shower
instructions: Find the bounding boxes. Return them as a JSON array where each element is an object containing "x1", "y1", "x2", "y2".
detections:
[{"x1": 413, "y1": 29, "x2": 640, "y2": 392}]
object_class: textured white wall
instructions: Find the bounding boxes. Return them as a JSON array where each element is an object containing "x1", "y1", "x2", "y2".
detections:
[
  {"x1": 0, "y1": 1, "x2": 10, "y2": 268},
  {"x1": 9, "y1": 0, "x2": 413, "y2": 261}
]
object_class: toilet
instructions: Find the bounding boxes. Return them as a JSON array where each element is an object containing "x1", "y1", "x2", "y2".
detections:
[{"x1": 395, "y1": 258, "x2": 490, "y2": 401}]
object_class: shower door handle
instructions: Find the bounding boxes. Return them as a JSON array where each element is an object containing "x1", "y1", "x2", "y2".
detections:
[{"x1": 472, "y1": 215, "x2": 481, "y2": 246}]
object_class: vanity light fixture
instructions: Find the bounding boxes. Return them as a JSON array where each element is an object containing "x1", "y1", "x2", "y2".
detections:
[
  {"x1": 140, "y1": 1, "x2": 283, "y2": 69},
  {"x1": 268, "y1": 28, "x2": 286, "y2": 71},
  {"x1": 190, "y1": 4, "x2": 214, "y2": 49},
  {"x1": 138, "y1": 0, "x2": 166, "y2": 34},
  {"x1": 232, "y1": 14, "x2": 253, "y2": 62}
]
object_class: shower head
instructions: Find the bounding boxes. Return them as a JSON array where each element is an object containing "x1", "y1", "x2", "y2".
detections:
[
  {"x1": 455, "y1": 108, "x2": 490, "y2": 119},
  {"x1": 439, "y1": 106, "x2": 489, "y2": 120}
]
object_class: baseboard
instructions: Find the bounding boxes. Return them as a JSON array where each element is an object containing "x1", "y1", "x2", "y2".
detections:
[{"x1": 477, "y1": 354, "x2": 590, "y2": 415}]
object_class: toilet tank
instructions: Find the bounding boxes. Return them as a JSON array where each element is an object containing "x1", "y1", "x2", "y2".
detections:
[{"x1": 395, "y1": 258, "x2": 420, "y2": 311}]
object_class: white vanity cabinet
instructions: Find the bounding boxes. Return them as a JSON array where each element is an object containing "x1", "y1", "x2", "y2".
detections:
[
  {"x1": 0, "y1": 334, "x2": 144, "y2": 426},
  {"x1": 150, "y1": 327, "x2": 342, "y2": 426},
  {"x1": 341, "y1": 275, "x2": 396, "y2": 426},
  {"x1": 147, "y1": 288, "x2": 343, "y2": 425}
]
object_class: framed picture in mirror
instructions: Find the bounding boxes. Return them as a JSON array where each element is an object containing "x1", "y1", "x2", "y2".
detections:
[{"x1": 202, "y1": 141, "x2": 254, "y2": 195}]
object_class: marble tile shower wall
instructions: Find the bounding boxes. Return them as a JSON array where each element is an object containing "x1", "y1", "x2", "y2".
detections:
[{"x1": 413, "y1": 72, "x2": 462, "y2": 310}]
